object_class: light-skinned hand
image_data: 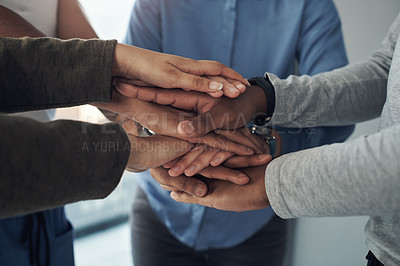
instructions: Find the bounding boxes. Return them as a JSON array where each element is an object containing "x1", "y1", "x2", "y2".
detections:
[{"x1": 112, "y1": 44, "x2": 250, "y2": 98}]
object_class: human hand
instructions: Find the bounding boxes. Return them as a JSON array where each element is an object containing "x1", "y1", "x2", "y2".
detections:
[
  {"x1": 114, "y1": 82, "x2": 268, "y2": 136},
  {"x1": 163, "y1": 127, "x2": 272, "y2": 177},
  {"x1": 151, "y1": 165, "x2": 270, "y2": 211},
  {"x1": 125, "y1": 134, "x2": 192, "y2": 173},
  {"x1": 95, "y1": 91, "x2": 255, "y2": 155},
  {"x1": 112, "y1": 43, "x2": 250, "y2": 98}
]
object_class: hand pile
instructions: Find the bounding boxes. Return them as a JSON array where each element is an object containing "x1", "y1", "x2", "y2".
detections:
[{"x1": 97, "y1": 45, "x2": 282, "y2": 212}]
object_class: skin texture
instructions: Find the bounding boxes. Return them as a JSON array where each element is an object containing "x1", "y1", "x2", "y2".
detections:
[
  {"x1": 114, "y1": 82, "x2": 267, "y2": 136},
  {"x1": 112, "y1": 43, "x2": 250, "y2": 98},
  {"x1": 151, "y1": 165, "x2": 271, "y2": 211},
  {"x1": 95, "y1": 91, "x2": 255, "y2": 156},
  {"x1": 0, "y1": 4, "x2": 251, "y2": 174},
  {"x1": 111, "y1": 83, "x2": 274, "y2": 177}
]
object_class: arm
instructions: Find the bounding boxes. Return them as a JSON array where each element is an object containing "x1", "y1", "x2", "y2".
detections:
[
  {"x1": 169, "y1": 124, "x2": 400, "y2": 216},
  {"x1": 0, "y1": 111, "x2": 192, "y2": 218},
  {"x1": 0, "y1": 5, "x2": 44, "y2": 37},
  {"x1": 0, "y1": 113, "x2": 129, "y2": 218},
  {"x1": 269, "y1": 13, "x2": 400, "y2": 128},
  {"x1": 57, "y1": 0, "x2": 98, "y2": 39},
  {"x1": 0, "y1": 37, "x2": 115, "y2": 112},
  {"x1": 266, "y1": 123, "x2": 400, "y2": 217}
]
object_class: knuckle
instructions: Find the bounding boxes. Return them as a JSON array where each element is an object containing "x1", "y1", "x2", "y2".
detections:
[{"x1": 192, "y1": 76, "x2": 204, "y2": 90}]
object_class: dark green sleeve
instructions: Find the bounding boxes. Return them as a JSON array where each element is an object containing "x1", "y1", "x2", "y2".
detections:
[
  {"x1": 0, "y1": 37, "x2": 117, "y2": 113},
  {"x1": 0, "y1": 114, "x2": 130, "y2": 218}
]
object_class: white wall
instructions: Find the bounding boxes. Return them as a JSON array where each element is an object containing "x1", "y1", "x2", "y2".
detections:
[{"x1": 290, "y1": 2, "x2": 400, "y2": 266}]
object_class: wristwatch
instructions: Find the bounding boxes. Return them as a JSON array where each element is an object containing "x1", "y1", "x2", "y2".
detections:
[
  {"x1": 248, "y1": 117, "x2": 277, "y2": 157},
  {"x1": 247, "y1": 76, "x2": 275, "y2": 121}
]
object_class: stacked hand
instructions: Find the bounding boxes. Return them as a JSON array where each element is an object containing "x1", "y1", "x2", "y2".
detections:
[{"x1": 97, "y1": 43, "x2": 281, "y2": 212}]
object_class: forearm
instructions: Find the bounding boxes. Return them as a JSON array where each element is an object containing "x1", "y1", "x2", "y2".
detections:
[
  {"x1": 57, "y1": 0, "x2": 98, "y2": 39},
  {"x1": 0, "y1": 5, "x2": 45, "y2": 37},
  {"x1": 269, "y1": 13, "x2": 400, "y2": 128},
  {"x1": 265, "y1": 124, "x2": 400, "y2": 218},
  {"x1": 0, "y1": 37, "x2": 116, "y2": 113},
  {"x1": 0, "y1": 114, "x2": 130, "y2": 218}
]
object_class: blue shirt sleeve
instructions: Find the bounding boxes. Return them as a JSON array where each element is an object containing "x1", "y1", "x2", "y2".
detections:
[
  {"x1": 124, "y1": 0, "x2": 162, "y2": 52},
  {"x1": 296, "y1": 0, "x2": 348, "y2": 75}
]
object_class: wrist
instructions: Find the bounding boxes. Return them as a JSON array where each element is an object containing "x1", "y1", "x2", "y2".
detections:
[
  {"x1": 252, "y1": 85, "x2": 268, "y2": 114},
  {"x1": 112, "y1": 43, "x2": 127, "y2": 77},
  {"x1": 248, "y1": 76, "x2": 275, "y2": 120}
]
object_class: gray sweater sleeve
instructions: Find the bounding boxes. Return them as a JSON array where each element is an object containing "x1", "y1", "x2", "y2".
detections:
[
  {"x1": 0, "y1": 37, "x2": 130, "y2": 218},
  {"x1": 265, "y1": 14, "x2": 400, "y2": 218},
  {"x1": 0, "y1": 37, "x2": 116, "y2": 112},
  {"x1": 268, "y1": 13, "x2": 399, "y2": 127},
  {"x1": 266, "y1": 124, "x2": 400, "y2": 218}
]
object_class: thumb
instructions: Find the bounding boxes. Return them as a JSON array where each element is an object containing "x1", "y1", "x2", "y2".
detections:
[
  {"x1": 178, "y1": 115, "x2": 210, "y2": 137},
  {"x1": 127, "y1": 135, "x2": 192, "y2": 172},
  {"x1": 178, "y1": 101, "x2": 230, "y2": 136}
]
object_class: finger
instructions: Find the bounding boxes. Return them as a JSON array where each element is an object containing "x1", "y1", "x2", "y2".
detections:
[
  {"x1": 128, "y1": 135, "x2": 192, "y2": 171},
  {"x1": 216, "y1": 128, "x2": 262, "y2": 154},
  {"x1": 210, "y1": 151, "x2": 234, "y2": 167},
  {"x1": 175, "y1": 71, "x2": 224, "y2": 95},
  {"x1": 196, "y1": 60, "x2": 250, "y2": 87},
  {"x1": 114, "y1": 77, "x2": 154, "y2": 88},
  {"x1": 223, "y1": 154, "x2": 272, "y2": 168},
  {"x1": 188, "y1": 133, "x2": 254, "y2": 156},
  {"x1": 115, "y1": 82, "x2": 156, "y2": 98},
  {"x1": 208, "y1": 90, "x2": 224, "y2": 98},
  {"x1": 160, "y1": 184, "x2": 175, "y2": 191},
  {"x1": 177, "y1": 102, "x2": 246, "y2": 137},
  {"x1": 174, "y1": 59, "x2": 250, "y2": 91},
  {"x1": 226, "y1": 78, "x2": 247, "y2": 94},
  {"x1": 116, "y1": 83, "x2": 221, "y2": 113},
  {"x1": 117, "y1": 116, "x2": 142, "y2": 136},
  {"x1": 150, "y1": 168, "x2": 208, "y2": 197},
  {"x1": 170, "y1": 191, "x2": 210, "y2": 206},
  {"x1": 168, "y1": 145, "x2": 206, "y2": 176},
  {"x1": 163, "y1": 157, "x2": 181, "y2": 169},
  {"x1": 199, "y1": 166, "x2": 249, "y2": 185},
  {"x1": 206, "y1": 75, "x2": 241, "y2": 98},
  {"x1": 184, "y1": 148, "x2": 220, "y2": 176}
]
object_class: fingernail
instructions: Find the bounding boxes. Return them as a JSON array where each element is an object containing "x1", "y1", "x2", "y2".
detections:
[
  {"x1": 185, "y1": 165, "x2": 195, "y2": 174},
  {"x1": 236, "y1": 84, "x2": 246, "y2": 90},
  {"x1": 258, "y1": 154, "x2": 269, "y2": 160},
  {"x1": 170, "y1": 165, "x2": 180, "y2": 174},
  {"x1": 238, "y1": 173, "x2": 248, "y2": 179},
  {"x1": 228, "y1": 86, "x2": 240, "y2": 94},
  {"x1": 209, "y1": 81, "x2": 223, "y2": 91},
  {"x1": 171, "y1": 191, "x2": 178, "y2": 198},
  {"x1": 180, "y1": 121, "x2": 195, "y2": 135},
  {"x1": 246, "y1": 147, "x2": 254, "y2": 154},
  {"x1": 211, "y1": 157, "x2": 220, "y2": 165},
  {"x1": 194, "y1": 183, "x2": 206, "y2": 197}
]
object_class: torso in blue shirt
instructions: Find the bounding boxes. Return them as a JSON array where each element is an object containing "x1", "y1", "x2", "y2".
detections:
[{"x1": 125, "y1": 0, "x2": 354, "y2": 251}]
